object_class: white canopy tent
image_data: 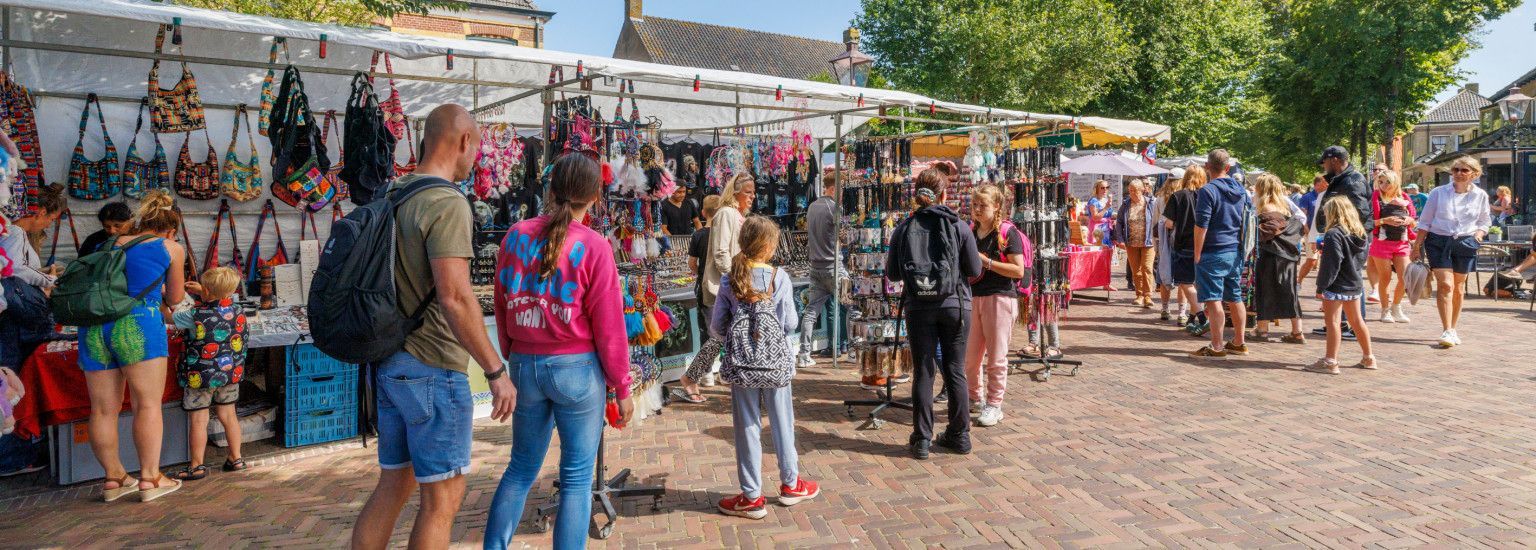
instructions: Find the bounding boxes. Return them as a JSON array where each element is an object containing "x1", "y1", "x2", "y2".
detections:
[{"x1": 1, "y1": 0, "x2": 1044, "y2": 263}]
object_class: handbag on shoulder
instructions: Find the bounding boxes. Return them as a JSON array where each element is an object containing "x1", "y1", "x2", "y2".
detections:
[
  {"x1": 122, "y1": 97, "x2": 170, "y2": 199},
  {"x1": 221, "y1": 104, "x2": 263, "y2": 201},
  {"x1": 174, "y1": 127, "x2": 220, "y2": 201},
  {"x1": 148, "y1": 24, "x2": 206, "y2": 133},
  {"x1": 66, "y1": 93, "x2": 120, "y2": 200}
]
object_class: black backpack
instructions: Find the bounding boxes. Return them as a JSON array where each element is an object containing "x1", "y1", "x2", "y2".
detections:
[
  {"x1": 268, "y1": 65, "x2": 329, "y2": 182},
  {"x1": 308, "y1": 176, "x2": 458, "y2": 365},
  {"x1": 340, "y1": 72, "x2": 396, "y2": 206},
  {"x1": 899, "y1": 209, "x2": 960, "y2": 303}
]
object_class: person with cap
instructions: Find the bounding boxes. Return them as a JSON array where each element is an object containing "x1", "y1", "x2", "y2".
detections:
[
  {"x1": 1406, "y1": 183, "x2": 1429, "y2": 215},
  {"x1": 1313, "y1": 146, "x2": 1372, "y2": 340}
]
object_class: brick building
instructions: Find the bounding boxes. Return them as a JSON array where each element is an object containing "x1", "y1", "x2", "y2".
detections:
[{"x1": 382, "y1": 0, "x2": 553, "y2": 47}]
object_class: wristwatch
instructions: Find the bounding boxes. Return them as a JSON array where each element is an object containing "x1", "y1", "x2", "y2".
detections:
[{"x1": 485, "y1": 361, "x2": 509, "y2": 381}]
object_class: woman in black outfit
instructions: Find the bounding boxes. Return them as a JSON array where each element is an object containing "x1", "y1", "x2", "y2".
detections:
[
  {"x1": 1251, "y1": 174, "x2": 1307, "y2": 343},
  {"x1": 887, "y1": 169, "x2": 983, "y2": 460}
]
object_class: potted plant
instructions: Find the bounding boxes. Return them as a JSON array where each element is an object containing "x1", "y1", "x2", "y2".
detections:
[{"x1": 1489, "y1": 226, "x2": 1504, "y2": 242}]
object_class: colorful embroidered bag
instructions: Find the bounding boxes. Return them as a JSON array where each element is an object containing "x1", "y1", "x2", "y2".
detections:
[
  {"x1": 268, "y1": 65, "x2": 331, "y2": 209},
  {"x1": 244, "y1": 199, "x2": 290, "y2": 288},
  {"x1": 257, "y1": 38, "x2": 288, "y2": 137},
  {"x1": 341, "y1": 71, "x2": 396, "y2": 206},
  {"x1": 0, "y1": 73, "x2": 43, "y2": 217},
  {"x1": 221, "y1": 105, "x2": 263, "y2": 202},
  {"x1": 174, "y1": 127, "x2": 220, "y2": 201},
  {"x1": 320, "y1": 110, "x2": 348, "y2": 201},
  {"x1": 122, "y1": 97, "x2": 170, "y2": 199},
  {"x1": 371, "y1": 52, "x2": 407, "y2": 140},
  {"x1": 148, "y1": 25, "x2": 206, "y2": 133},
  {"x1": 66, "y1": 94, "x2": 120, "y2": 200}
]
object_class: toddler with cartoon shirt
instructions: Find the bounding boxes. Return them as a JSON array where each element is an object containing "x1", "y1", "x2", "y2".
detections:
[{"x1": 169, "y1": 267, "x2": 249, "y2": 480}]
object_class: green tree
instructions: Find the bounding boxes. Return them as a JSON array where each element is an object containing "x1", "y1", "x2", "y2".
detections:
[
  {"x1": 854, "y1": 0, "x2": 1132, "y2": 112},
  {"x1": 1086, "y1": 0, "x2": 1275, "y2": 155},
  {"x1": 175, "y1": 0, "x2": 462, "y2": 26}
]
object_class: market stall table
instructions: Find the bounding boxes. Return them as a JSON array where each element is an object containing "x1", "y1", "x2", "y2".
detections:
[{"x1": 1065, "y1": 247, "x2": 1114, "y2": 299}]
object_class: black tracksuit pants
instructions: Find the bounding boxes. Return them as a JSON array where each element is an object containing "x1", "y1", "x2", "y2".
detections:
[{"x1": 908, "y1": 306, "x2": 970, "y2": 443}]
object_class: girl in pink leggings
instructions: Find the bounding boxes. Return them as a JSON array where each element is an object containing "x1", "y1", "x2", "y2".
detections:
[{"x1": 964, "y1": 186, "x2": 1029, "y2": 428}]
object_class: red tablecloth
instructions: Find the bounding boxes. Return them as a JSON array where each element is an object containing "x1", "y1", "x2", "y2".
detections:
[
  {"x1": 11, "y1": 337, "x2": 183, "y2": 440},
  {"x1": 1066, "y1": 248, "x2": 1114, "y2": 291}
]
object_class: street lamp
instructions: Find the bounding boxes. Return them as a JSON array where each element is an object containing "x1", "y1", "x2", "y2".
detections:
[
  {"x1": 1498, "y1": 87, "x2": 1534, "y2": 222},
  {"x1": 829, "y1": 27, "x2": 872, "y2": 87}
]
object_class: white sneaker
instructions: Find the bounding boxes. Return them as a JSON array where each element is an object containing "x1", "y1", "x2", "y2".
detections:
[
  {"x1": 1392, "y1": 304, "x2": 1410, "y2": 323},
  {"x1": 976, "y1": 405, "x2": 1004, "y2": 427},
  {"x1": 1438, "y1": 330, "x2": 1456, "y2": 348},
  {"x1": 1449, "y1": 329, "x2": 1462, "y2": 346},
  {"x1": 796, "y1": 353, "x2": 816, "y2": 368},
  {"x1": 701, "y1": 372, "x2": 717, "y2": 387},
  {"x1": 1379, "y1": 308, "x2": 1396, "y2": 323}
]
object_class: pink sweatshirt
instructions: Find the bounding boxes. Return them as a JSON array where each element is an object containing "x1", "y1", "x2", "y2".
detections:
[{"x1": 494, "y1": 215, "x2": 633, "y2": 400}]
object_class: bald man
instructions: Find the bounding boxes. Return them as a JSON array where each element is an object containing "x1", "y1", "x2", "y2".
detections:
[{"x1": 352, "y1": 104, "x2": 515, "y2": 550}]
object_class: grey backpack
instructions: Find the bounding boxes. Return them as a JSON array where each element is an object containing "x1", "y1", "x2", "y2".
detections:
[{"x1": 720, "y1": 273, "x2": 794, "y2": 389}]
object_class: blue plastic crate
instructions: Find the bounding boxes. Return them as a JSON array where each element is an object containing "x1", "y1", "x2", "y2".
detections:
[
  {"x1": 285, "y1": 344, "x2": 354, "y2": 378},
  {"x1": 285, "y1": 370, "x2": 359, "y2": 413},
  {"x1": 284, "y1": 407, "x2": 358, "y2": 447}
]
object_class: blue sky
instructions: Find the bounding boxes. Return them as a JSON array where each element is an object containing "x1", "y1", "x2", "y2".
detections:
[{"x1": 538, "y1": 0, "x2": 1531, "y2": 107}]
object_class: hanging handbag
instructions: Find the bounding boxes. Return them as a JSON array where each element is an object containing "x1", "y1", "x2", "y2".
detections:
[
  {"x1": 122, "y1": 97, "x2": 170, "y2": 199},
  {"x1": 258, "y1": 38, "x2": 288, "y2": 137},
  {"x1": 320, "y1": 110, "x2": 348, "y2": 201},
  {"x1": 244, "y1": 199, "x2": 290, "y2": 288},
  {"x1": 174, "y1": 127, "x2": 220, "y2": 201},
  {"x1": 221, "y1": 104, "x2": 263, "y2": 201},
  {"x1": 203, "y1": 200, "x2": 246, "y2": 296},
  {"x1": 371, "y1": 52, "x2": 407, "y2": 140},
  {"x1": 0, "y1": 72, "x2": 44, "y2": 217},
  {"x1": 148, "y1": 24, "x2": 206, "y2": 133},
  {"x1": 66, "y1": 93, "x2": 120, "y2": 200},
  {"x1": 46, "y1": 209, "x2": 80, "y2": 266},
  {"x1": 268, "y1": 65, "x2": 331, "y2": 209},
  {"x1": 394, "y1": 119, "x2": 418, "y2": 178},
  {"x1": 341, "y1": 71, "x2": 396, "y2": 206}
]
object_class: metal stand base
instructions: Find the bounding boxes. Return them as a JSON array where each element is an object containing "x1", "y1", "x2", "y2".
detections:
[
  {"x1": 530, "y1": 431, "x2": 665, "y2": 540},
  {"x1": 1010, "y1": 353, "x2": 1083, "y2": 382},
  {"x1": 843, "y1": 377, "x2": 914, "y2": 430}
]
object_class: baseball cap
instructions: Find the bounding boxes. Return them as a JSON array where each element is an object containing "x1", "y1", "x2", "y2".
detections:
[
  {"x1": 1318, "y1": 145, "x2": 1348, "y2": 164},
  {"x1": 1404, "y1": 183, "x2": 1420, "y2": 191},
  {"x1": 1170, "y1": 167, "x2": 1187, "y2": 180}
]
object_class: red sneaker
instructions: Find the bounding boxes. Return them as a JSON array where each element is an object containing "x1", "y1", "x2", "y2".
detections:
[
  {"x1": 717, "y1": 493, "x2": 768, "y2": 519},
  {"x1": 778, "y1": 478, "x2": 820, "y2": 506}
]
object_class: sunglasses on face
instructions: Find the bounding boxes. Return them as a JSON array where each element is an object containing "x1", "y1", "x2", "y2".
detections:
[{"x1": 1452, "y1": 168, "x2": 1473, "y2": 174}]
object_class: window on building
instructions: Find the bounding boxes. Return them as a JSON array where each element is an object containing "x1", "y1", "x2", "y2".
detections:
[
  {"x1": 468, "y1": 34, "x2": 519, "y2": 46},
  {"x1": 1430, "y1": 134, "x2": 1450, "y2": 153}
]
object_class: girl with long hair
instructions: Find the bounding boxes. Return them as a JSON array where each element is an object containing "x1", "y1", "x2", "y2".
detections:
[
  {"x1": 711, "y1": 216, "x2": 820, "y2": 520},
  {"x1": 1491, "y1": 185, "x2": 1515, "y2": 227},
  {"x1": 964, "y1": 185, "x2": 1026, "y2": 427},
  {"x1": 1164, "y1": 165, "x2": 1208, "y2": 331},
  {"x1": 681, "y1": 174, "x2": 754, "y2": 394},
  {"x1": 1250, "y1": 174, "x2": 1306, "y2": 343},
  {"x1": 1368, "y1": 170, "x2": 1417, "y2": 323},
  {"x1": 487, "y1": 153, "x2": 635, "y2": 549},
  {"x1": 1308, "y1": 196, "x2": 1377, "y2": 374},
  {"x1": 79, "y1": 190, "x2": 187, "y2": 502}
]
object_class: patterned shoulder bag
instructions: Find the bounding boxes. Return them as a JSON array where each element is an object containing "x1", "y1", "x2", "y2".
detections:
[
  {"x1": 203, "y1": 199, "x2": 245, "y2": 291},
  {"x1": 66, "y1": 93, "x2": 120, "y2": 200},
  {"x1": 371, "y1": 52, "x2": 407, "y2": 140},
  {"x1": 221, "y1": 104, "x2": 263, "y2": 201},
  {"x1": 244, "y1": 199, "x2": 290, "y2": 288},
  {"x1": 394, "y1": 119, "x2": 418, "y2": 178},
  {"x1": 148, "y1": 24, "x2": 206, "y2": 133},
  {"x1": 174, "y1": 126, "x2": 220, "y2": 201},
  {"x1": 258, "y1": 38, "x2": 288, "y2": 137},
  {"x1": 320, "y1": 110, "x2": 348, "y2": 201},
  {"x1": 122, "y1": 97, "x2": 170, "y2": 199}
]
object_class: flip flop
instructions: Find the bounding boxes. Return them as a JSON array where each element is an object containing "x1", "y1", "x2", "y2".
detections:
[
  {"x1": 669, "y1": 387, "x2": 707, "y2": 404},
  {"x1": 101, "y1": 474, "x2": 140, "y2": 502},
  {"x1": 138, "y1": 473, "x2": 182, "y2": 502},
  {"x1": 171, "y1": 464, "x2": 208, "y2": 481},
  {"x1": 222, "y1": 458, "x2": 248, "y2": 472}
]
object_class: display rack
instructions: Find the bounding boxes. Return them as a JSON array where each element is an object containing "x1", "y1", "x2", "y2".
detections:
[{"x1": 1005, "y1": 146, "x2": 1083, "y2": 381}]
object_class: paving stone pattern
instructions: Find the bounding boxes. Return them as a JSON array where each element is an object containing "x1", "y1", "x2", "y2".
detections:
[{"x1": 4, "y1": 295, "x2": 1536, "y2": 549}]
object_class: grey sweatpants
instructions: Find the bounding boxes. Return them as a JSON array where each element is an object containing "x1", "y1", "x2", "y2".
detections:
[
  {"x1": 799, "y1": 270, "x2": 837, "y2": 351},
  {"x1": 731, "y1": 384, "x2": 799, "y2": 499}
]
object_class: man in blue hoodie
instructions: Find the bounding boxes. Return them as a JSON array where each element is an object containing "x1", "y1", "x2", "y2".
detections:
[{"x1": 1190, "y1": 149, "x2": 1253, "y2": 357}]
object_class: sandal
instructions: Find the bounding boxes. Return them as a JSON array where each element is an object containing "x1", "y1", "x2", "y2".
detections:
[
  {"x1": 1021, "y1": 346, "x2": 1042, "y2": 359},
  {"x1": 1355, "y1": 356, "x2": 1379, "y2": 370},
  {"x1": 101, "y1": 474, "x2": 140, "y2": 502},
  {"x1": 138, "y1": 473, "x2": 182, "y2": 502},
  {"x1": 222, "y1": 458, "x2": 248, "y2": 472},
  {"x1": 669, "y1": 387, "x2": 707, "y2": 404},
  {"x1": 1280, "y1": 332, "x2": 1307, "y2": 345},
  {"x1": 171, "y1": 464, "x2": 208, "y2": 481}
]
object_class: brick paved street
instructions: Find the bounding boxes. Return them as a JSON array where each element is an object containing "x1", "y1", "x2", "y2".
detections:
[{"x1": 5, "y1": 294, "x2": 1536, "y2": 549}]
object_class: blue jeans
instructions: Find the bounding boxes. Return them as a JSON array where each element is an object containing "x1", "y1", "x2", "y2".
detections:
[
  {"x1": 1195, "y1": 248, "x2": 1243, "y2": 303},
  {"x1": 374, "y1": 351, "x2": 473, "y2": 483},
  {"x1": 484, "y1": 352, "x2": 605, "y2": 550}
]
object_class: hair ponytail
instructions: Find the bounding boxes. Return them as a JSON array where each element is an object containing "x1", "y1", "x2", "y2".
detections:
[
  {"x1": 914, "y1": 168, "x2": 947, "y2": 207},
  {"x1": 132, "y1": 190, "x2": 181, "y2": 234},
  {"x1": 541, "y1": 153, "x2": 602, "y2": 280},
  {"x1": 729, "y1": 216, "x2": 780, "y2": 304}
]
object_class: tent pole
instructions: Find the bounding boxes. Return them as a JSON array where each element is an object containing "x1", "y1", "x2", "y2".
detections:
[
  {"x1": 541, "y1": 89, "x2": 553, "y2": 165},
  {"x1": 471, "y1": 75, "x2": 588, "y2": 115},
  {"x1": 734, "y1": 89, "x2": 742, "y2": 130},
  {"x1": 2, "y1": 7, "x2": 10, "y2": 74},
  {"x1": 831, "y1": 113, "x2": 843, "y2": 369}
]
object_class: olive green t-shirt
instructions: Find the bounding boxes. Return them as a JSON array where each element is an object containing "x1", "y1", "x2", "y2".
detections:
[{"x1": 391, "y1": 174, "x2": 474, "y2": 373}]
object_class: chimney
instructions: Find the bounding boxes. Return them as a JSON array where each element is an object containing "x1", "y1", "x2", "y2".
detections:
[
  {"x1": 626, "y1": 0, "x2": 642, "y2": 19},
  {"x1": 1465, "y1": 83, "x2": 1480, "y2": 95}
]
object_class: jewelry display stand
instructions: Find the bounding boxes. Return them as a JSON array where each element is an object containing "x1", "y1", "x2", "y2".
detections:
[
  {"x1": 1003, "y1": 146, "x2": 1084, "y2": 382},
  {"x1": 530, "y1": 428, "x2": 666, "y2": 540}
]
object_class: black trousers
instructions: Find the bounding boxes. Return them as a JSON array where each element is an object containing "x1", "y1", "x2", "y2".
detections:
[{"x1": 908, "y1": 306, "x2": 970, "y2": 443}]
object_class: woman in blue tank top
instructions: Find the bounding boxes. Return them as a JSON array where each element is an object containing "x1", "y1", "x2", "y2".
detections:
[{"x1": 78, "y1": 191, "x2": 187, "y2": 503}]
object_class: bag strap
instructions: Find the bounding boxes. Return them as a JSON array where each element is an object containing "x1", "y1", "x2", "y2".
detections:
[
  {"x1": 126, "y1": 96, "x2": 149, "y2": 151},
  {"x1": 47, "y1": 208, "x2": 80, "y2": 266},
  {"x1": 269, "y1": 37, "x2": 289, "y2": 65},
  {"x1": 332, "y1": 201, "x2": 343, "y2": 223},
  {"x1": 400, "y1": 119, "x2": 417, "y2": 163},
  {"x1": 349, "y1": 71, "x2": 378, "y2": 110},
  {"x1": 175, "y1": 205, "x2": 197, "y2": 280},
  {"x1": 299, "y1": 208, "x2": 319, "y2": 241},
  {"x1": 201, "y1": 125, "x2": 217, "y2": 163},
  {"x1": 76, "y1": 93, "x2": 110, "y2": 149},
  {"x1": 369, "y1": 52, "x2": 399, "y2": 93},
  {"x1": 322, "y1": 109, "x2": 341, "y2": 152}
]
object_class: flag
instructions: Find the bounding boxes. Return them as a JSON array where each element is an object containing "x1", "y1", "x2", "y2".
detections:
[{"x1": 1141, "y1": 143, "x2": 1158, "y2": 165}]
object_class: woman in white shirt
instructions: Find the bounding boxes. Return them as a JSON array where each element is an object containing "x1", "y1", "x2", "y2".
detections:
[{"x1": 1412, "y1": 157, "x2": 1492, "y2": 348}]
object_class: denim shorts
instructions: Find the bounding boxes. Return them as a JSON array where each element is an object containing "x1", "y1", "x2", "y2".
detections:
[
  {"x1": 375, "y1": 350, "x2": 473, "y2": 483},
  {"x1": 79, "y1": 304, "x2": 169, "y2": 372},
  {"x1": 1424, "y1": 232, "x2": 1479, "y2": 274},
  {"x1": 1195, "y1": 248, "x2": 1243, "y2": 303}
]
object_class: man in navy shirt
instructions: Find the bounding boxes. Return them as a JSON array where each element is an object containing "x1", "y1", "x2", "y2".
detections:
[{"x1": 1190, "y1": 149, "x2": 1253, "y2": 358}]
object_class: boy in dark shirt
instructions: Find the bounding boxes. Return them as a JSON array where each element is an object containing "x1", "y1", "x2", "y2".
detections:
[
  {"x1": 78, "y1": 202, "x2": 133, "y2": 256},
  {"x1": 661, "y1": 187, "x2": 702, "y2": 236}
]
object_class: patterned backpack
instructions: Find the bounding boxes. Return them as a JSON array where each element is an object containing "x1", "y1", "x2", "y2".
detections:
[
  {"x1": 221, "y1": 105, "x2": 263, "y2": 202},
  {"x1": 148, "y1": 24, "x2": 206, "y2": 133},
  {"x1": 720, "y1": 270, "x2": 795, "y2": 389},
  {"x1": 173, "y1": 127, "x2": 220, "y2": 201},
  {"x1": 121, "y1": 97, "x2": 170, "y2": 199},
  {"x1": 66, "y1": 94, "x2": 120, "y2": 200}
]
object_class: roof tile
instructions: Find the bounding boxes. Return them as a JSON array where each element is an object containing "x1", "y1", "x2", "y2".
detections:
[
  {"x1": 1422, "y1": 88, "x2": 1491, "y2": 124},
  {"x1": 627, "y1": 16, "x2": 846, "y2": 80}
]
